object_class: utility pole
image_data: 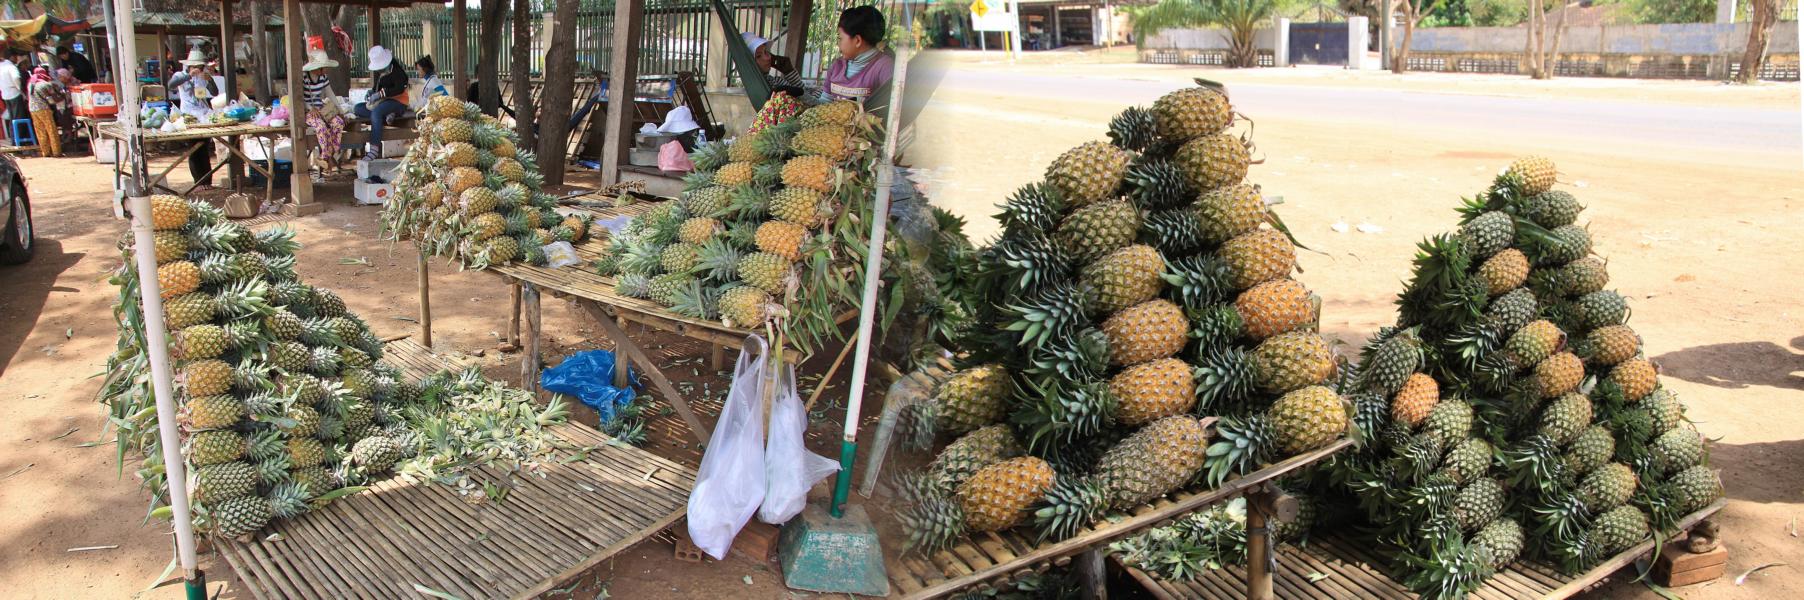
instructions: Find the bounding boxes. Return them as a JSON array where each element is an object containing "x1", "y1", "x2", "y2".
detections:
[{"x1": 1379, "y1": 0, "x2": 1394, "y2": 70}]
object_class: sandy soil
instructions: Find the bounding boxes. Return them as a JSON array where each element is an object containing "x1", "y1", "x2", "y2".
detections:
[{"x1": 910, "y1": 50, "x2": 1804, "y2": 598}]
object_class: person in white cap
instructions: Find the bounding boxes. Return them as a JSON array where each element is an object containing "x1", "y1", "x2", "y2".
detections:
[
  {"x1": 299, "y1": 47, "x2": 347, "y2": 171},
  {"x1": 352, "y1": 45, "x2": 409, "y2": 166},
  {"x1": 167, "y1": 47, "x2": 219, "y2": 188},
  {"x1": 742, "y1": 32, "x2": 802, "y2": 90}
]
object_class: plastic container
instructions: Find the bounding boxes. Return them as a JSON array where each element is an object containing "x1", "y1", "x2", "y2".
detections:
[
  {"x1": 248, "y1": 159, "x2": 292, "y2": 188},
  {"x1": 72, "y1": 83, "x2": 117, "y2": 117}
]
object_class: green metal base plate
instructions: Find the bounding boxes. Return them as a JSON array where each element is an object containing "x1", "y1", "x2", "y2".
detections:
[{"x1": 777, "y1": 503, "x2": 890, "y2": 597}]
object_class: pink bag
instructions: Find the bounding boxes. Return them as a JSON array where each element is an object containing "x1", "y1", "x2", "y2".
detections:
[{"x1": 657, "y1": 139, "x2": 693, "y2": 173}]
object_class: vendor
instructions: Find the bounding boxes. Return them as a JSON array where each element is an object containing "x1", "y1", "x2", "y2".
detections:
[
  {"x1": 743, "y1": 33, "x2": 802, "y2": 90},
  {"x1": 412, "y1": 55, "x2": 449, "y2": 112},
  {"x1": 167, "y1": 49, "x2": 218, "y2": 189},
  {"x1": 55, "y1": 45, "x2": 96, "y2": 84},
  {"x1": 299, "y1": 47, "x2": 347, "y2": 172},
  {"x1": 353, "y1": 45, "x2": 408, "y2": 163},
  {"x1": 25, "y1": 67, "x2": 64, "y2": 157},
  {"x1": 819, "y1": 6, "x2": 893, "y2": 113}
]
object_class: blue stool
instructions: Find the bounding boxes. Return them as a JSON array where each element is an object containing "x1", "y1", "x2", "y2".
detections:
[{"x1": 9, "y1": 118, "x2": 34, "y2": 147}]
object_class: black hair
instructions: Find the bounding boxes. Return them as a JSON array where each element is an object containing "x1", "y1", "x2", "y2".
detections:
[
  {"x1": 838, "y1": 6, "x2": 885, "y2": 47},
  {"x1": 416, "y1": 55, "x2": 436, "y2": 76},
  {"x1": 55, "y1": 46, "x2": 69, "y2": 56}
]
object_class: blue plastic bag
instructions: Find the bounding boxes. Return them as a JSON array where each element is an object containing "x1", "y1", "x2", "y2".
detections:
[{"x1": 541, "y1": 350, "x2": 639, "y2": 423}]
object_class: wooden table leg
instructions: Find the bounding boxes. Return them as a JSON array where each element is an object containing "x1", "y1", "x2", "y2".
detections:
[
  {"x1": 522, "y1": 282, "x2": 542, "y2": 395},
  {"x1": 1247, "y1": 485, "x2": 1278, "y2": 600},
  {"x1": 501, "y1": 281, "x2": 522, "y2": 351},
  {"x1": 581, "y1": 302, "x2": 711, "y2": 445},
  {"x1": 709, "y1": 343, "x2": 723, "y2": 372},
  {"x1": 416, "y1": 251, "x2": 432, "y2": 348},
  {"x1": 1078, "y1": 548, "x2": 1108, "y2": 600}
]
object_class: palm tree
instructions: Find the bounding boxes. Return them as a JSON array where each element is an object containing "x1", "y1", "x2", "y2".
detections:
[{"x1": 1129, "y1": 0, "x2": 1276, "y2": 68}]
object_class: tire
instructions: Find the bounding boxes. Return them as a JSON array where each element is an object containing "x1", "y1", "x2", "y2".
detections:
[{"x1": 0, "y1": 178, "x2": 33, "y2": 265}]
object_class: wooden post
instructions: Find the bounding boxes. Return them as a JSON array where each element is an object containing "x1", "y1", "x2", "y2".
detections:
[
  {"x1": 368, "y1": 4, "x2": 382, "y2": 47},
  {"x1": 1246, "y1": 485, "x2": 1277, "y2": 600},
  {"x1": 281, "y1": 0, "x2": 320, "y2": 214},
  {"x1": 157, "y1": 30, "x2": 170, "y2": 77},
  {"x1": 417, "y1": 251, "x2": 432, "y2": 348},
  {"x1": 504, "y1": 281, "x2": 522, "y2": 350},
  {"x1": 1078, "y1": 548, "x2": 1108, "y2": 600},
  {"x1": 220, "y1": 0, "x2": 242, "y2": 190},
  {"x1": 523, "y1": 282, "x2": 542, "y2": 394},
  {"x1": 783, "y1": 0, "x2": 812, "y2": 68},
  {"x1": 452, "y1": 0, "x2": 469, "y2": 101},
  {"x1": 599, "y1": 0, "x2": 642, "y2": 185}
]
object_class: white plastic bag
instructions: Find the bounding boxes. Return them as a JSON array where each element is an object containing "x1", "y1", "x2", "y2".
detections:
[
  {"x1": 686, "y1": 335, "x2": 770, "y2": 560},
  {"x1": 759, "y1": 364, "x2": 840, "y2": 525},
  {"x1": 541, "y1": 241, "x2": 582, "y2": 268}
]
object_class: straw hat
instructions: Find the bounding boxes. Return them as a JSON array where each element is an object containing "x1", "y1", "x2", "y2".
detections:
[
  {"x1": 178, "y1": 47, "x2": 209, "y2": 67},
  {"x1": 301, "y1": 48, "x2": 338, "y2": 71},
  {"x1": 367, "y1": 45, "x2": 393, "y2": 72}
]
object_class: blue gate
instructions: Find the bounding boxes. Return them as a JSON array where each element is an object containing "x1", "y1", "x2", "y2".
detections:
[{"x1": 1288, "y1": 23, "x2": 1348, "y2": 66}]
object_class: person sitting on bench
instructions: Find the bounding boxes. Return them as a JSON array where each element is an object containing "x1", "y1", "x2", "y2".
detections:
[{"x1": 353, "y1": 45, "x2": 408, "y2": 166}]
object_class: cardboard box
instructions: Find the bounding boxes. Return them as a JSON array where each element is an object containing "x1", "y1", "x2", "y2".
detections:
[
  {"x1": 354, "y1": 179, "x2": 395, "y2": 206},
  {"x1": 356, "y1": 158, "x2": 401, "y2": 181}
]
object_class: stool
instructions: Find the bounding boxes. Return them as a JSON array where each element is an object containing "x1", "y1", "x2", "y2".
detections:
[{"x1": 9, "y1": 118, "x2": 34, "y2": 147}]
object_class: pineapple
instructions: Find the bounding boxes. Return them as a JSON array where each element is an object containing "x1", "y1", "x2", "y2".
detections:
[
  {"x1": 647, "y1": 273, "x2": 689, "y2": 307},
  {"x1": 491, "y1": 138, "x2": 516, "y2": 159},
  {"x1": 1550, "y1": 257, "x2": 1609, "y2": 297},
  {"x1": 1151, "y1": 84, "x2": 1232, "y2": 141},
  {"x1": 1576, "y1": 463, "x2": 1637, "y2": 514},
  {"x1": 1362, "y1": 329, "x2": 1425, "y2": 396},
  {"x1": 461, "y1": 186, "x2": 499, "y2": 214},
  {"x1": 193, "y1": 461, "x2": 259, "y2": 502},
  {"x1": 285, "y1": 403, "x2": 321, "y2": 437},
  {"x1": 718, "y1": 285, "x2": 772, "y2": 328},
  {"x1": 660, "y1": 242, "x2": 702, "y2": 274},
  {"x1": 1477, "y1": 248, "x2": 1529, "y2": 296},
  {"x1": 1471, "y1": 518, "x2": 1525, "y2": 569},
  {"x1": 178, "y1": 324, "x2": 228, "y2": 360},
  {"x1": 1422, "y1": 400, "x2": 1474, "y2": 446},
  {"x1": 494, "y1": 158, "x2": 526, "y2": 183},
  {"x1": 1172, "y1": 133, "x2": 1250, "y2": 191},
  {"x1": 1506, "y1": 156, "x2": 1558, "y2": 195},
  {"x1": 157, "y1": 261, "x2": 201, "y2": 299},
  {"x1": 210, "y1": 495, "x2": 273, "y2": 537},
  {"x1": 264, "y1": 308, "x2": 302, "y2": 341},
  {"x1": 149, "y1": 195, "x2": 191, "y2": 230},
  {"x1": 1562, "y1": 424, "x2": 1616, "y2": 478},
  {"x1": 442, "y1": 142, "x2": 478, "y2": 168},
  {"x1": 1055, "y1": 198, "x2": 1140, "y2": 263},
  {"x1": 183, "y1": 395, "x2": 244, "y2": 430},
  {"x1": 1451, "y1": 478, "x2": 1506, "y2": 533},
  {"x1": 678, "y1": 217, "x2": 721, "y2": 245},
  {"x1": 1533, "y1": 352, "x2": 1584, "y2": 398},
  {"x1": 1439, "y1": 437, "x2": 1493, "y2": 485},
  {"x1": 471, "y1": 213, "x2": 507, "y2": 241},
  {"x1": 1524, "y1": 190, "x2": 1583, "y2": 228},
  {"x1": 1101, "y1": 299, "x2": 1189, "y2": 366},
  {"x1": 189, "y1": 430, "x2": 246, "y2": 466},
  {"x1": 1195, "y1": 183, "x2": 1267, "y2": 246},
  {"x1": 925, "y1": 365, "x2": 1013, "y2": 437},
  {"x1": 923, "y1": 425, "x2": 1024, "y2": 493},
  {"x1": 1538, "y1": 393, "x2": 1593, "y2": 446},
  {"x1": 350, "y1": 435, "x2": 404, "y2": 472},
  {"x1": 1194, "y1": 331, "x2": 1335, "y2": 409},
  {"x1": 1217, "y1": 229, "x2": 1296, "y2": 290},
  {"x1": 798, "y1": 100, "x2": 860, "y2": 128},
  {"x1": 956, "y1": 456, "x2": 1057, "y2": 534},
  {"x1": 754, "y1": 220, "x2": 808, "y2": 261},
  {"x1": 1232, "y1": 278, "x2": 1315, "y2": 342},
  {"x1": 1485, "y1": 288, "x2": 1539, "y2": 334},
  {"x1": 714, "y1": 162, "x2": 757, "y2": 187},
  {"x1": 1459, "y1": 211, "x2": 1515, "y2": 258},
  {"x1": 1108, "y1": 358, "x2": 1196, "y2": 425},
  {"x1": 1080, "y1": 244, "x2": 1165, "y2": 314},
  {"x1": 1608, "y1": 359, "x2": 1658, "y2": 402},
  {"x1": 1506, "y1": 320, "x2": 1565, "y2": 367},
  {"x1": 684, "y1": 186, "x2": 730, "y2": 217},
  {"x1": 1638, "y1": 388, "x2": 1685, "y2": 435},
  {"x1": 1544, "y1": 225, "x2": 1593, "y2": 265},
  {"x1": 286, "y1": 436, "x2": 326, "y2": 468},
  {"x1": 781, "y1": 155, "x2": 835, "y2": 193},
  {"x1": 1650, "y1": 425, "x2": 1705, "y2": 476},
  {"x1": 1664, "y1": 466, "x2": 1723, "y2": 515},
  {"x1": 1044, "y1": 141, "x2": 1131, "y2": 207},
  {"x1": 1036, "y1": 416, "x2": 1211, "y2": 540},
  {"x1": 560, "y1": 216, "x2": 589, "y2": 241},
  {"x1": 1576, "y1": 290, "x2": 1629, "y2": 332},
  {"x1": 737, "y1": 252, "x2": 792, "y2": 295},
  {"x1": 1576, "y1": 505, "x2": 1648, "y2": 566},
  {"x1": 769, "y1": 187, "x2": 828, "y2": 227},
  {"x1": 1579, "y1": 324, "x2": 1640, "y2": 366},
  {"x1": 184, "y1": 359, "x2": 234, "y2": 396},
  {"x1": 448, "y1": 166, "x2": 484, "y2": 194},
  {"x1": 1391, "y1": 373, "x2": 1440, "y2": 428},
  {"x1": 791, "y1": 125, "x2": 853, "y2": 161},
  {"x1": 1204, "y1": 386, "x2": 1348, "y2": 484},
  {"x1": 152, "y1": 231, "x2": 188, "y2": 263}
]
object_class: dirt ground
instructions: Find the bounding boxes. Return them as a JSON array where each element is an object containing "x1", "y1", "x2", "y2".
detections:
[
  {"x1": 2, "y1": 49, "x2": 1801, "y2": 598},
  {"x1": 910, "y1": 50, "x2": 1804, "y2": 598}
]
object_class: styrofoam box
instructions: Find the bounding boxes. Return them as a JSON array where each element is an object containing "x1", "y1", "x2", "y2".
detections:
[
  {"x1": 356, "y1": 158, "x2": 401, "y2": 181},
  {"x1": 242, "y1": 137, "x2": 292, "y2": 162},
  {"x1": 354, "y1": 179, "x2": 394, "y2": 206},
  {"x1": 93, "y1": 138, "x2": 117, "y2": 164},
  {"x1": 379, "y1": 139, "x2": 408, "y2": 158}
]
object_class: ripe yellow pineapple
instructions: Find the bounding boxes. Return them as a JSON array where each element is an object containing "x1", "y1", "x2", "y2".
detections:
[
  {"x1": 1270, "y1": 385, "x2": 1349, "y2": 455},
  {"x1": 737, "y1": 252, "x2": 792, "y2": 295},
  {"x1": 1109, "y1": 358, "x2": 1196, "y2": 425},
  {"x1": 714, "y1": 162, "x2": 757, "y2": 187},
  {"x1": 152, "y1": 231, "x2": 188, "y2": 263},
  {"x1": 1535, "y1": 352, "x2": 1585, "y2": 398},
  {"x1": 1477, "y1": 248, "x2": 1530, "y2": 296},
  {"x1": 755, "y1": 220, "x2": 808, "y2": 261},
  {"x1": 1583, "y1": 325, "x2": 1641, "y2": 366},
  {"x1": 957, "y1": 456, "x2": 1057, "y2": 533},
  {"x1": 1045, "y1": 141, "x2": 1131, "y2": 207},
  {"x1": 428, "y1": 96, "x2": 466, "y2": 121},
  {"x1": 182, "y1": 395, "x2": 243, "y2": 430},
  {"x1": 791, "y1": 125, "x2": 853, "y2": 161},
  {"x1": 1392, "y1": 373, "x2": 1440, "y2": 428},
  {"x1": 495, "y1": 158, "x2": 526, "y2": 183},
  {"x1": 157, "y1": 260, "x2": 201, "y2": 299},
  {"x1": 560, "y1": 216, "x2": 589, "y2": 241},
  {"x1": 149, "y1": 195, "x2": 190, "y2": 230},
  {"x1": 183, "y1": 359, "x2": 234, "y2": 396},
  {"x1": 492, "y1": 138, "x2": 516, "y2": 158},
  {"x1": 461, "y1": 186, "x2": 498, "y2": 215},
  {"x1": 442, "y1": 142, "x2": 478, "y2": 168},
  {"x1": 679, "y1": 218, "x2": 720, "y2": 245},
  {"x1": 1609, "y1": 359, "x2": 1658, "y2": 402},
  {"x1": 1102, "y1": 299, "x2": 1190, "y2": 366},
  {"x1": 1252, "y1": 331, "x2": 1337, "y2": 394},
  {"x1": 1235, "y1": 279, "x2": 1315, "y2": 341},
  {"x1": 769, "y1": 187, "x2": 827, "y2": 228},
  {"x1": 1082, "y1": 244, "x2": 1165, "y2": 314},
  {"x1": 798, "y1": 100, "x2": 860, "y2": 128},
  {"x1": 448, "y1": 167, "x2": 484, "y2": 194},
  {"x1": 1219, "y1": 228, "x2": 1296, "y2": 290},
  {"x1": 1507, "y1": 156, "x2": 1558, "y2": 195},
  {"x1": 1173, "y1": 133, "x2": 1250, "y2": 191},
  {"x1": 781, "y1": 155, "x2": 835, "y2": 193},
  {"x1": 434, "y1": 117, "x2": 473, "y2": 143},
  {"x1": 1151, "y1": 85, "x2": 1233, "y2": 141},
  {"x1": 471, "y1": 213, "x2": 507, "y2": 241},
  {"x1": 930, "y1": 365, "x2": 1015, "y2": 436},
  {"x1": 1196, "y1": 183, "x2": 1267, "y2": 245},
  {"x1": 719, "y1": 285, "x2": 773, "y2": 328}
]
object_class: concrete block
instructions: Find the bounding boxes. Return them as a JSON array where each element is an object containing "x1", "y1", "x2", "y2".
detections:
[{"x1": 778, "y1": 504, "x2": 888, "y2": 596}]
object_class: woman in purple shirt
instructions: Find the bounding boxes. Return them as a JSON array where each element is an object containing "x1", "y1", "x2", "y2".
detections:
[{"x1": 820, "y1": 6, "x2": 893, "y2": 116}]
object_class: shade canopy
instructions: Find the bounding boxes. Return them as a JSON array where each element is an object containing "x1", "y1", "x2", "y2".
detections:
[{"x1": 0, "y1": 14, "x2": 94, "y2": 47}]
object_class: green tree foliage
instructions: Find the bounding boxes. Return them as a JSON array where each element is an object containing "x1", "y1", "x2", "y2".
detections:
[
  {"x1": 1128, "y1": 0, "x2": 1276, "y2": 68},
  {"x1": 1624, "y1": 0, "x2": 1718, "y2": 23}
]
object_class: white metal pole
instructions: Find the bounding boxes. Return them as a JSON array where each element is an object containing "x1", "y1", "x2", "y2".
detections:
[
  {"x1": 112, "y1": 0, "x2": 202, "y2": 587},
  {"x1": 828, "y1": 46, "x2": 909, "y2": 518}
]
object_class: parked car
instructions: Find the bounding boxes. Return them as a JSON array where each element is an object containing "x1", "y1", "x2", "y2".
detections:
[{"x1": 0, "y1": 154, "x2": 32, "y2": 265}]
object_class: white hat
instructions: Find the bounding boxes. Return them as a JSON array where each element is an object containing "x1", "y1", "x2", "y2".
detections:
[
  {"x1": 741, "y1": 32, "x2": 768, "y2": 53},
  {"x1": 179, "y1": 47, "x2": 208, "y2": 66},
  {"x1": 301, "y1": 48, "x2": 338, "y2": 71},
  {"x1": 367, "y1": 45, "x2": 393, "y2": 72},
  {"x1": 657, "y1": 106, "x2": 700, "y2": 134}
]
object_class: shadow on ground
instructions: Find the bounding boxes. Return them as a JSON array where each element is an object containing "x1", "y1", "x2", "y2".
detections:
[
  {"x1": 0, "y1": 238, "x2": 84, "y2": 378},
  {"x1": 1652, "y1": 338, "x2": 1804, "y2": 391},
  {"x1": 1708, "y1": 438, "x2": 1804, "y2": 506}
]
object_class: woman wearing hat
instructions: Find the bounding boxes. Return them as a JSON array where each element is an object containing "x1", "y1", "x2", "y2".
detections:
[
  {"x1": 167, "y1": 48, "x2": 218, "y2": 188},
  {"x1": 352, "y1": 45, "x2": 409, "y2": 165},
  {"x1": 743, "y1": 32, "x2": 803, "y2": 91},
  {"x1": 25, "y1": 66, "x2": 65, "y2": 157},
  {"x1": 300, "y1": 47, "x2": 347, "y2": 171}
]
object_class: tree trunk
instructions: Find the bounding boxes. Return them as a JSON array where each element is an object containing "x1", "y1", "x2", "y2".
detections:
[
  {"x1": 1545, "y1": 2, "x2": 1574, "y2": 80},
  {"x1": 511, "y1": 0, "x2": 535, "y2": 149},
  {"x1": 478, "y1": 0, "x2": 504, "y2": 115},
  {"x1": 537, "y1": 0, "x2": 580, "y2": 187},
  {"x1": 1736, "y1": 0, "x2": 1779, "y2": 84},
  {"x1": 302, "y1": 5, "x2": 358, "y2": 93},
  {"x1": 1529, "y1": 0, "x2": 1546, "y2": 78},
  {"x1": 1392, "y1": 2, "x2": 1417, "y2": 74},
  {"x1": 250, "y1": 0, "x2": 271, "y2": 101}
]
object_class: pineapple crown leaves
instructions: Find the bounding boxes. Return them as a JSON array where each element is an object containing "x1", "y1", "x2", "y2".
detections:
[
  {"x1": 1123, "y1": 157, "x2": 1196, "y2": 213},
  {"x1": 990, "y1": 231, "x2": 1075, "y2": 292},
  {"x1": 1397, "y1": 535, "x2": 1498, "y2": 600},
  {"x1": 1105, "y1": 105, "x2": 1160, "y2": 153},
  {"x1": 995, "y1": 182, "x2": 1068, "y2": 235},
  {"x1": 1185, "y1": 304, "x2": 1244, "y2": 357},
  {"x1": 1009, "y1": 376, "x2": 1118, "y2": 454},
  {"x1": 1202, "y1": 415, "x2": 1277, "y2": 487},
  {"x1": 1190, "y1": 345, "x2": 1259, "y2": 416},
  {"x1": 1162, "y1": 254, "x2": 1233, "y2": 311},
  {"x1": 1001, "y1": 279, "x2": 1098, "y2": 350},
  {"x1": 1031, "y1": 476, "x2": 1109, "y2": 543},
  {"x1": 1347, "y1": 392, "x2": 1392, "y2": 448},
  {"x1": 897, "y1": 485, "x2": 968, "y2": 555},
  {"x1": 1023, "y1": 327, "x2": 1111, "y2": 383}
]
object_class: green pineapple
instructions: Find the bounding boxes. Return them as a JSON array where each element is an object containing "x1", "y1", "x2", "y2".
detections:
[
  {"x1": 1044, "y1": 141, "x2": 1131, "y2": 207},
  {"x1": 1458, "y1": 211, "x2": 1515, "y2": 258},
  {"x1": 1054, "y1": 198, "x2": 1140, "y2": 263},
  {"x1": 193, "y1": 461, "x2": 259, "y2": 502},
  {"x1": 1451, "y1": 478, "x2": 1506, "y2": 533}
]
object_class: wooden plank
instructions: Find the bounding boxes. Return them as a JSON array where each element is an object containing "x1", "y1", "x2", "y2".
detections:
[
  {"x1": 600, "y1": 0, "x2": 642, "y2": 184},
  {"x1": 462, "y1": 468, "x2": 606, "y2": 562},
  {"x1": 386, "y1": 477, "x2": 561, "y2": 585},
  {"x1": 585, "y1": 302, "x2": 712, "y2": 444},
  {"x1": 237, "y1": 529, "x2": 331, "y2": 599},
  {"x1": 902, "y1": 438, "x2": 1352, "y2": 599},
  {"x1": 281, "y1": 504, "x2": 397, "y2": 599},
  {"x1": 355, "y1": 480, "x2": 530, "y2": 592},
  {"x1": 262, "y1": 511, "x2": 374, "y2": 599},
  {"x1": 326, "y1": 484, "x2": 487, "y2": 599}
]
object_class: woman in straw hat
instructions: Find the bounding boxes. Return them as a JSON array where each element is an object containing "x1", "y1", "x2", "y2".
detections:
[
  {"x1": 299, "y1": 47, "x2": 347, "y2": 171},
  {"x1": 352, "y1": 45, "x2": 409, "y2": 165},
  {"x1": 167, "y1": 48, "x2": 218, "y2": 188}
]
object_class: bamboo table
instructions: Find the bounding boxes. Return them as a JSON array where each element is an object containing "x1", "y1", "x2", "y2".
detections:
[
  {"x1": 1119, "y1": 498, "x2": 1729, "y2": 600},
  {"x1": 96, "y1": 121, "x2": 284, "y2": 203}
]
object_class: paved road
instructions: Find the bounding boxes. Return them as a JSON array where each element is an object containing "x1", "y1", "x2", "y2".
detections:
[{"x1": 924, "y1": 68, "x2": 1802, "y2": 155}]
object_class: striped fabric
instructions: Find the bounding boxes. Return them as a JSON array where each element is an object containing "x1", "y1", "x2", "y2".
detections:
[{"x1": 301, "y1": 72, "x2": 333, "y2": 108}]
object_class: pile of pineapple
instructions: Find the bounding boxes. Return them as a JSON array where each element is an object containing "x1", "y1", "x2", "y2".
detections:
[
  {"x1": 382, "y1": 96, "x2": 590, "y2": 269},
  {"x1": 110, "y1": 196, "x2": 418, "y2": 538},
  {"x1": 596, "y1": 99, "x2": 879, "y2": 339},
  {"x1": 897, "y1": 81, "x2": 1351, "y2": 554},
  {"x1": 1314, "y1": 157, "x2": 1722, "y2": 598}
]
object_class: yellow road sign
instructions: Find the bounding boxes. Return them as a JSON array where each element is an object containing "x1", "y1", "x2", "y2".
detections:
[{"x1": 971, "y1": 0, "x2": 989, "y2": 18}]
